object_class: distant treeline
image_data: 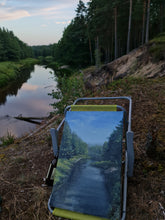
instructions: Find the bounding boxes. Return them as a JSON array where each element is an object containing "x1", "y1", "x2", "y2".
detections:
[
  {"x1": 32, "y1": 0, "x2": 165, "y2": 68},
  {"x1": 32, "y1": 45, "x2": 55, "y2": 58},
  {"x1": 0, "y1": 27, "x2": 33, "y2": 61}
]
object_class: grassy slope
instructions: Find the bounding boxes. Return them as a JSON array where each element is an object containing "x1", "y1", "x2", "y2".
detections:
[
  {"x1": 0, "y1": 35, "x2": 165, "y2": 219},
  {"x1": 0, "y1": 77, "x2": 164, "y2": 220},
  {"x1": 94, "y1": 77, "x2": 165, "y2": 219},
  {"x1": 149, "y1": 32, "x2": 165, "y2": 62},
  {"x1": 0, "y1": 58, "x2": 38, "y2": 88}
]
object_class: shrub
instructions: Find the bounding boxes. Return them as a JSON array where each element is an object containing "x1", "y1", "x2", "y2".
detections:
[
  {"x1": 49, "y1": 72, "x2": 85, "y2": 113},
  {"x1": 0, "y1": 132, "x2": 15, "y2": 146}
]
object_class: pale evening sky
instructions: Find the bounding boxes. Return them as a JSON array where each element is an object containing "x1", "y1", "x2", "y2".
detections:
[
  {"x1": 65, "y1": 111, "x2": 124, "y2": 145},
  {"x1": 0, "y1": 0, "x2": 89, "y2": 46}
]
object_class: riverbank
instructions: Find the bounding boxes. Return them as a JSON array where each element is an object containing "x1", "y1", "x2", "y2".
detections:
[
  {"x1": 0, "y1": 58, "x2": 38, "y2": 88},
  {"x1": 0, "y1": 64, "x2": 57, "y2": 139},
  {"x1": 0, "y1": 37, "x2": 165, "y2": 218},
  {"x1": 0, "y1": 76, "x2": 164, "y2": 219}
]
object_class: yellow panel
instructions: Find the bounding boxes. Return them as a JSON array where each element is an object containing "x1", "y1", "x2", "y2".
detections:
[
  {"x1": 71, "y1": 105, "x2": 117, "y2": 111},
  {"x1": 53, "y1": 208, "x2": 109, "y2": 220}
]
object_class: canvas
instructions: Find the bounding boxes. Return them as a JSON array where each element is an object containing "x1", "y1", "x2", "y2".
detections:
[{"x1": 50, "y1": 111, "x2": 124, "y2": 219}]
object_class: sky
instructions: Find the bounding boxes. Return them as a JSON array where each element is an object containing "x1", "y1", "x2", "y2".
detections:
[
  {"x1": 0, "y1": 0, "x2": 89, "y2": 46},
  {"x1": 65, "y1": 111, "x2": 124, "y2": 145}
]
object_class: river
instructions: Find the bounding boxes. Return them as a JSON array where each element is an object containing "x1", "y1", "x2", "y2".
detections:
[
  {"x1": 51, "y1": 159, "x2": 111, "y2": 218},
  {"x1": 0, "y1": 65, "x2": 57, "y2": 138}
]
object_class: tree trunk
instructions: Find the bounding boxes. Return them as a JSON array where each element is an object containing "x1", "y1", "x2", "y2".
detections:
[
  {"x1": 145, "y1": 0, "x2": 150, "y2": 43},
  {"x1": 111, "y1": 29, "x2": 114, "y2": 61},
  {"x1": 142, "y1": 0, "x2": 146, "y2": 45},
  {"x1": 104, "y1": 43, "x2": 110, "y2": 64},
  {"x1": 160, "y1": 2, "x2": 165, "y2": 32},
  {"x1": 86, "y1": 24, "x2": 93, "y2": 65},
  {"x1": 14, "y1": 116, "x2": 44, "y2": 124},
  {"x1": 127, "y1": 0, "x2": 132, "y2": 54},
  {"x1": 88, "y1": 36, "x2": 93, "y2": 64},
  {"x1": 95, "y1": 36, "x2": 100, "y2": 70},
  {"x1": 107, "y1": 45, "x2": 110, "y2": 63},
  {"x1": 114, "y1": 7, "x2": 118, "y2": 59}
]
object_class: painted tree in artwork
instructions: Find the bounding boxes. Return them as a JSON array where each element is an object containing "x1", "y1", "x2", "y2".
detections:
[
  {"x1": 101, "y1": 119, "x2": 124, "y2": 220},
  {"x1": 60, "y1": 121, "x2": 72, "y2": 158},
  {"x1": 60, "y1": 120, "x2": 88, "y2": 158},
  {"x1": 72, "y1": 132, "x2": 88, "y2": 156},
  {"x1": 102, "y1": 120, "x2": 123, "y2": 163}
]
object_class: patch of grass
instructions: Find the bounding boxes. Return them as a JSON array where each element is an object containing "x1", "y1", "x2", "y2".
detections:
[
  {"x1": 149, "y1": 32, "x2": 165, "y2": 62},
  {"x1": 0, "y1": 132, "x2": 15, "y2": 146},
  {"x1": 0, "y1": 154, "x2": 5, "y2": 161},
  {"x1": 149, "y1": 45, "x2": 165, "y2": 62},
  {"x1": 107, "y1": 76, "x2": 144, "y2": 93},
  {"x1": 18, "y1": 58, "x2": 38, "y2": 70},
  {"x1": 150, "y1": 32, "x2": 165, "y2": 44},
  {"x1": 14, "y1": 156, "x2": 27, "y2": 164},
  {"x1": 0, "y1": 62, "x2": 17, "y2": 87},
  {"x1": 0, "y1": 58, "x2": 38, "y2": 88},
  {"x1": 54, "y1": 156, "x2": 86, "y2": 189}
]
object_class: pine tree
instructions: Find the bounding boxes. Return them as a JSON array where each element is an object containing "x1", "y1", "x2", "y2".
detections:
[
  {"x1": 145, "y1": 0, "x2": 151, "y2": 43},
  {"x1": 127, "y1": 0, "x2": 132, "y2": 53}
]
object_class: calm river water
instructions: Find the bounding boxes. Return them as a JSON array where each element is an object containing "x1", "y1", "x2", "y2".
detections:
[
  {"x1": 51, "y1": 159, "x2": 110, "y2": 218},
  {"x1": 0, "y1": 65, "x2": 57, "y2": 138}
]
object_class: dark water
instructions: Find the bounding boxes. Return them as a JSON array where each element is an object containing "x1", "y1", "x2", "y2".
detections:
[
  {"x1": 0, "y1": 65, "x2": 57, "y2": 138},
  {"x1": 51, "y1": 160, "x2": 110, "y2": 218}
]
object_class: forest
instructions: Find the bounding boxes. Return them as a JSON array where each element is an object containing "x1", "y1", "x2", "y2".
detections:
[
  {"x1": 33, "y1": 0, "x2": 165, "y2": 68},
  {"x1": 0, "y1": 27, "x2": 33, "y2": 61},
  {"x1": 1, "y1": 1, "x2": 164, "y2": 68},
  {"x1": 60, "y1": 121, "x2": 88, "y2": 159}
]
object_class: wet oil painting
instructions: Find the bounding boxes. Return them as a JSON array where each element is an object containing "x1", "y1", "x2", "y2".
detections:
[{"x1": 50, "y1": 111, "x2": 124, "y2": 219}]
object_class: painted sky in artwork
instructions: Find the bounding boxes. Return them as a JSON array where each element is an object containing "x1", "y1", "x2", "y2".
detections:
[
  {"x1": 0, "y1": 0, "x2": 89, "y2": 45},
  {"x1": 65, "y1": 111, "x2": 124, "y2": 145}
]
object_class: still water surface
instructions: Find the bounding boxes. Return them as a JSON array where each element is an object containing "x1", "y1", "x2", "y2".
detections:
[
  {"x1": 51, "y1": 159, "x2": 110, "y2": 217},
  {"x1": 0, "y1": 65, "x2": 57, "y2": 138}
]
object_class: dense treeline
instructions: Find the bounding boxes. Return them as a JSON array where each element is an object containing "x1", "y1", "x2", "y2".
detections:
[
  {"x1": 56, "y1": 0, "x2": 165, "y2": 67},
  {"x1": 102, "y1": 120, "x2": 123, "y2": 163},
  {"x1": 92, "y1": 120, "x2": 124, "y2": 219},
  {"x1": 33, "y1": 0, "x2": 165, "y2": 68},
  {"x1": 0, "y1": 27, "x2": 33, "y2": 61},
  {"x1": 60, "y1": 121, "x2": 88, "y2": 159},
  {"x1": 32, "y1": 45, "x2": 55, "y2": 58}
]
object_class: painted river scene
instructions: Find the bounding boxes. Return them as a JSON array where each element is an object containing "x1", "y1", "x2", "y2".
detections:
[
  {"x1": 50, "y1": 111, "x2": 124, "y2": 219},
  {"x1": 0, "y1": 65, "x2": 57, "y2": 138}
]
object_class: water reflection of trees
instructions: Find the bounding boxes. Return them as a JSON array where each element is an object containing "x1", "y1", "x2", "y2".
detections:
[{"x1": 0, "y1": 66, "x2": 34, "y2": 105}]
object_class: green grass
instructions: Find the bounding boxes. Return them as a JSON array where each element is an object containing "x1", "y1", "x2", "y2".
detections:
[
  {"x1": 0, "y1": 58, "x2": 38, "y2": 88},
  {"x1": 0, "y1": 132, "x2": 15, "y2": 146},
  {"x1": 149, "y1": 32, "x2": 165, "y2": 62},
  {"x1": 54, "y1": 156, "x2": 86, "y2": 189},
  {"x1": 107, "y1": 76, "x2": 144, "y2": 93},
  {"x1": 150, "y1": 32, "x2": 165, "y2": 44},
  {"x1": 50, "y1": 72, "x2": 85, "y2": 113}
]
